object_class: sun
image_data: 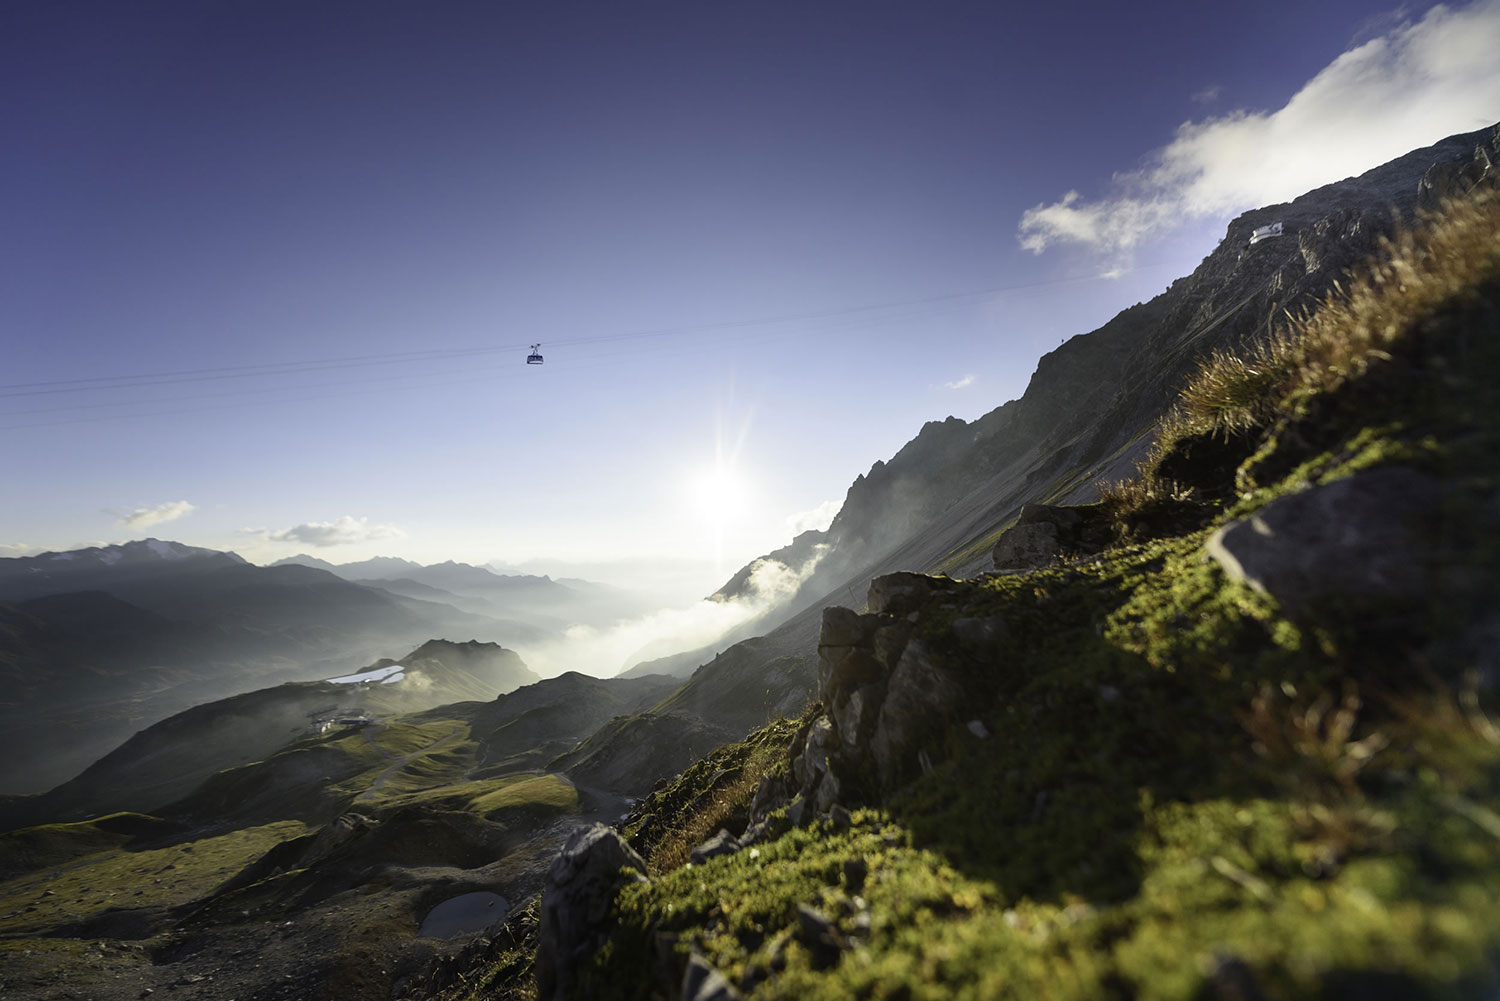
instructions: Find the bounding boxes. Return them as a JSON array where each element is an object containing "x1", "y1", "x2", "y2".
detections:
[{"x1": 688, "y1": 464, "x2": 747, "y2": 526}]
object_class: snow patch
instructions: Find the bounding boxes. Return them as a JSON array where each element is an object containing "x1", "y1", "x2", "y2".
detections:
[
  {"x1": 146, "y1": 540, "x2": 182, "y2": 559},
  {"x1": 49, "y1": 553, "x2": 76, "y2": 561},
  {"x1": 325, "y1": 664, "x2": 405, "y2": 685}
]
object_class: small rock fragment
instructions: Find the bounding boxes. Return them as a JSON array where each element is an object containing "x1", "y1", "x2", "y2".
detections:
[{"x1": 689, "y1": 829, "x2": 741, "y2": 865}]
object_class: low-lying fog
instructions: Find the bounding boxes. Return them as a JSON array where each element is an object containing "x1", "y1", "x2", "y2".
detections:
[{"x1": 512, "y1": 548, "x2": 827, "y2": 679}]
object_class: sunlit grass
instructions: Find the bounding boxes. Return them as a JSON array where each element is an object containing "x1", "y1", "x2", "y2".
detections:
[{"x1": 0, "y1": 820, "x2": 306, "y2": 934}]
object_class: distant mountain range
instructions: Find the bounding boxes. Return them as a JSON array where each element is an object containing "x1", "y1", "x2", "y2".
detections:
[
  {"x1": 273, "y1": 553, "x2": 655, "y2": 624},
  {"x1": 0, "y1": 541, "x2": 577, "y2": 794},
  {"x1": 0, "y1": 639, "x2": 541, "y2": 829}
]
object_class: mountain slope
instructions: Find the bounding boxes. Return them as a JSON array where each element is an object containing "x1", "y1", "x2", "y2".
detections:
[
  {"x1": 448, "y1": 166, "x2": 1500, "y2": 1001},
  {"x1": 633, "y1": 121, "x2": 1500, "y2": 727}
]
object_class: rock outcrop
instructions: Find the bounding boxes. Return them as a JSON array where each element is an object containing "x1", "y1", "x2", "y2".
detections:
[
  {"x1": 1206, "y1": 466, "x2": 1441, "y2": 614},
  {"x1": 990, "y1": 503, "x2": 1103, "y2": 571},
  {"x1": 780, "y1": 572, "x2": 1004, "y2": 812},
  {"x1": 1417, "y1": 123, "x2": 1500, "y2": 210},
  {"x1": 536, "y1": 824, "x2": 648, "y2": 1001}
]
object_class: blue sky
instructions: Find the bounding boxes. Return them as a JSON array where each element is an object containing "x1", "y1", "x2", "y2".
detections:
[{"x1": 4, "y1": 1, "x2": 1498, "y2": 595}]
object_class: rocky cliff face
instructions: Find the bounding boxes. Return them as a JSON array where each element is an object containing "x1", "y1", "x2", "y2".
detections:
[
  {"x1": 577, "y1": 123, "x2": 1500, "y2": 790},
  {"x1": 787, "y1": 123, "x2": 1500, "y2": 592}
]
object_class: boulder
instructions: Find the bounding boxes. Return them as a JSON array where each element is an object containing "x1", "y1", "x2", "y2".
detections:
[
  {"x1": 689, "y1": 829, "x2": 741, "y2": 865},
  {"x1": 1206, "y1": 467, "x2": 1441, "y2": 614},
  {"x1": 991, "y1": 522, "x2": 1062, "y2": 571},
  {"x1": 867, "y1": 572, "x2": 940, "y2": 616},
  {"x1": 536, "y1": 824, "x2": 648, "y2": 1001},
  {"x1": 990, "y1": 503, "x2": 1105, "y2": 571}
]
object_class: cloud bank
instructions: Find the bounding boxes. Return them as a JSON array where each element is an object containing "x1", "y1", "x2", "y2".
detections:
[
  {"x1": 118, "y1": 500, "x2": 195, "y2": 529},
  {"x1": 259, "y1": 515, "x2": 406, "y2": 548},
  {"x1": 518, "y1": 547, "x2": 827, "y2": 679},
  {"x1": 0, "y1": 542, "x2": 42, "y2": 558},
  {"x1": 1018, "y1": 0, "x2": 1500, "y2": 259},
  {"x1": 785, "y1": 499, "x2": 841, "y2": 535}
]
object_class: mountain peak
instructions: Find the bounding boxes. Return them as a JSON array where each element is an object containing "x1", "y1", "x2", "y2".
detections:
[{"x1": 24, "y1": 538, "x2": 243, "y2": 568}]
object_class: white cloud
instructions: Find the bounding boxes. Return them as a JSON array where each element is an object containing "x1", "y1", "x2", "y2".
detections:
[
  {"x1": 516, "y1": 547, "x2": 829, "y2": 678},
  {"x1": 785, "y1": 499, "x2": 841, "y2": 535},
  {"x1": 117, "y1": 499, "x2": 195, "y2": 530},
  {"x1": 0, "y1": 542, "x2": 43, "y2": 558},
  {"x1": 1191, "y1": 84, "x2": 1223, "y2": 105},
  {"x1": 943, "y1": 374, "x2": 977, "y2": 390},
  {"x1": 1019, "y1": 0, "x2": 1500, "y2": 259},
  {"x1": 260, "y1": 516, "x2": 405, "y2": 548}
]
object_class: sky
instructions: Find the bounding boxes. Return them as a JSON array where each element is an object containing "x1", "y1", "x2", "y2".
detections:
[{"x1": 4, "y1": 0, "x2": 1498, "y2": 598}]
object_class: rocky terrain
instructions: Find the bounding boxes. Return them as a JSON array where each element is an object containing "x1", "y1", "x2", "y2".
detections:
[{"x1": 1, "y1": 124, "x2": 1497, "y2": 1001}]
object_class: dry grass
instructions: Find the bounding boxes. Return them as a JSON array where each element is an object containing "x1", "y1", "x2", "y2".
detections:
[
  {"x1": 1099, "y1": 186, "x2": 1500, "y2": 530},
  {"x1": 1238, "y1": 683, "x2": 1396, "y2": 875},
  {"x1": 1095, "y1": 474, "x2": 1199, "y2": 537},
  {"x1": 648, "y1": 763, "x2": 767, "y2": 875},
  {"x1": 1177, "y1": 187, "x2": 1500, "y2": 440}
]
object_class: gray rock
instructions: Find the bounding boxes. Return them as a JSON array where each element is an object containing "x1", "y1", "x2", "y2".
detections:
[
  {"x1": 817, "y1": 606, "x2": 887, "y2": 703},
  {"x1": 682, "y1": 953, "x2": 742, "y2": 1001},
  {"x1": 867, "y1": 572, "x2": 939, "y2": 616},
  {"x1": 786, "y1": 795, "x2": 813, "y2": 828},
  {"x1": 689, "y1": 829, "x2": 741, "y2": 865},
  {"x1": 830, "y1": 682, "x2": 884, "y2": 754},
  {"x1": 1018, "y1": 502, "x2": 1082, "y2": 528},
  {"x1": 871, "y1": 622, "x2": 913, "y2": 667},
  {"x1": 1417, "y1": 125, "x2": 1499, "y2": 210},
  {"x1": 870, "y1": 639, "x2": 966, "y2": 784},
  {"x1": 812, "y1": 768, "x2": 842, "y2": 813},
  {"x1": 791, "y1": 717, "x2": 836, "y2": 789},
  {"x1": 818, "y1": 604, "x2": 877, "y2": 648},
  {"x1": 991, "y1": 521, "x2": 1062, "y2": 571},
  {"x1": 536, "y1": 824, "x2": 648, "y2": 1001},
  {"x1": 1206, "y1": 467, "x2": 1440, "y2": 613}
]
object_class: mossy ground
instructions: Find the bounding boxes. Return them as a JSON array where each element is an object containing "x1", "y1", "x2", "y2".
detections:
[{"x1": 0, "y1": 819, "x2": 306, "y2": 935}]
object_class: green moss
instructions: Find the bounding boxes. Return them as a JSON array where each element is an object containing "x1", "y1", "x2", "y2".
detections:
[{"x1": 0, "y1": 820, "x2": 306, "y2": 934}]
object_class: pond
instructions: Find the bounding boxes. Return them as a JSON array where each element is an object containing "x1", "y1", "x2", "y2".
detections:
[{"x1": 418, "y1": 891, "x2": 510, "y2": 939}]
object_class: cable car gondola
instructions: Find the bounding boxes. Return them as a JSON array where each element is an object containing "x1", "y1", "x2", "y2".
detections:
[{"x1": 526, "y1": 343, "x2": 544, "y2": 365}]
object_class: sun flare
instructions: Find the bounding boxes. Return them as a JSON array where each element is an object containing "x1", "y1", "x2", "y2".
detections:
[{"x1": 688, "y1": 464, "x2": 747, "y2": 525}]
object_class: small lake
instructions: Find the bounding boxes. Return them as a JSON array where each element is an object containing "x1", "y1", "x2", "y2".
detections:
[{"x1": 418, "y1": 891, "x2": 510, "y2": 939}]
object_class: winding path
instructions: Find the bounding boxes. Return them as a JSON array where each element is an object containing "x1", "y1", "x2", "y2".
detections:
[{"x1": 356, "y1": 722, "x2": 467, "y2": 802}]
